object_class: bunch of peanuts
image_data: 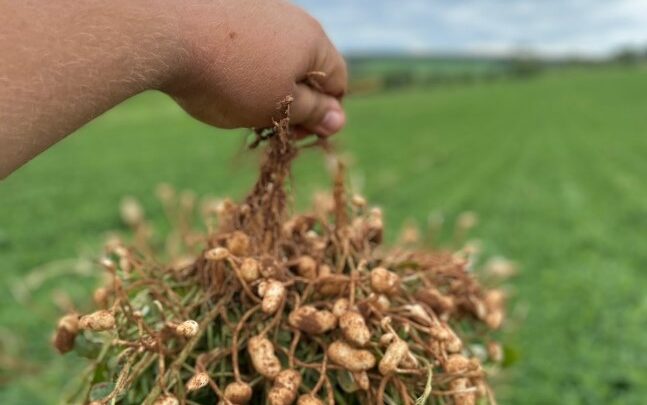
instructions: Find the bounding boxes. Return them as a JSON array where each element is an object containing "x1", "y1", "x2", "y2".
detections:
[{"x1": 53, "y1": 126, "x2": 509, "y2": 405}]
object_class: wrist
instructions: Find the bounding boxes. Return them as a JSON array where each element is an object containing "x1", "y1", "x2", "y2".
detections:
[{"x1": 154, "y1": 0, "x2": 230, "y2": 96}]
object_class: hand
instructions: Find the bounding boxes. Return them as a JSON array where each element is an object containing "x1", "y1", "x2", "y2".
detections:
[
  {"x1": 167, "y1": 0, "x2": 348, "y2": 137},
  {"x1": 0, "y1": 0, "x2": 347, "y2": 178}
]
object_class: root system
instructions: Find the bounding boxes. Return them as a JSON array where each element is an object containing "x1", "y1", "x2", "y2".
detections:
[{"x1": 53, "y1": 101, "x2": 509, "y2": 405}]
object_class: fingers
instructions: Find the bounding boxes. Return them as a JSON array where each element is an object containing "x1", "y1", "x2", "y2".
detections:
[
  {"x1": 291, "y1": 83, "x2": 346, "y2": 137},
  {"x1": 289, "y1": 34, "x2": 348, "y2": 138},
  {"x1": 307, "y1": 35, "x2": 348, "y2": 98}
]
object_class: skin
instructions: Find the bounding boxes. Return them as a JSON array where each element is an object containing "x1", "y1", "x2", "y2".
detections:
[{"x1": 0, "y1": 0, "x2": 348, "y2": 179}]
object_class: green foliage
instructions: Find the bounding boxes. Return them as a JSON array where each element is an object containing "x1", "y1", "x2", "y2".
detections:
[
  {"x1": 348, "y1": 56, "x2": 511, "y2": 92},
  {"x1": 509, "y1": 56, "x2": 543, "y2": 78},
  {"x1": 2, "y1": 67, "x2": 647, "y2": 404},
  {"x1": 613, "y1": 48, "x2": 644, "y2": 65}
]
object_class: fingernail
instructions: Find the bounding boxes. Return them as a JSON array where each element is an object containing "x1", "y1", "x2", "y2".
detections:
[{"x1": 317, "y1": 109, "x2": 345, "y2": 136}]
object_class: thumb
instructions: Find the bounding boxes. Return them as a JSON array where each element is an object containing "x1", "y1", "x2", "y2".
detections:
[{"x1": 290, "y1": 83, "x2": 346, "y2": 137}]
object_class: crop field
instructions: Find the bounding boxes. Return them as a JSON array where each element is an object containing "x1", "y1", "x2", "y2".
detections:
[
  {"x1": 348, "y1": 56, "x2": 508, "y2": 79},
  {"x1": 1, "y1": 66, "x2": 647, "y2": 404}
]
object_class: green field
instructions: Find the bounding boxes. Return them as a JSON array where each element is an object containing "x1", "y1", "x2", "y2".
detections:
[
  {"x1": 2, "y1": 67, "x2": 647, "y2": 404},
  {"x1": 348, "y1": 55, "x2": 508, "y2": 78}
]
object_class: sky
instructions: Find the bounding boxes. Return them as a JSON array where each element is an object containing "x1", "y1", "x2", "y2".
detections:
[{"x1": 294, "y1": 0, "x2": 647, "y2": 58}]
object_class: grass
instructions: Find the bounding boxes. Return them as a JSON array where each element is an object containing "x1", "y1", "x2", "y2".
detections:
[{"x1": 2, "y1": 66, "x2": 647, "y2": 404}]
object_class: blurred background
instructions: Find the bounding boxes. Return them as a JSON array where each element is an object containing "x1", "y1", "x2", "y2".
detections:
[{"x1": 2, "y1": 0, "x2": 647, "y2": 403}]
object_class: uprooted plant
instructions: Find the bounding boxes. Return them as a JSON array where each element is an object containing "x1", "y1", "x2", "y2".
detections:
[{"x1": 53, "y1": 100, "x2": 511, "y2": 405}]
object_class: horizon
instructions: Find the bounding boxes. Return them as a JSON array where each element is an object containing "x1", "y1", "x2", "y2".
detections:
[{"x1": 339, "y1": 49, "x2": 633, "y2": 61}]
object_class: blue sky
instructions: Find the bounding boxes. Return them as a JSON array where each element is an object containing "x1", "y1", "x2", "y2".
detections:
[{"x1": 294, "y1": 0, "x2": 647, "y2": 57}]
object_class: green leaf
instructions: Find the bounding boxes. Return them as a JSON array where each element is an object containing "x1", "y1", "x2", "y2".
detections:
[
  {"x1": 89, "y1": 382, "x2": 114, "y2": 401},
  {"x1": 336, "y1": 370, "x2": 359, "y2": 393},
  {"x1": 74, "y1": 333, "x2": 103, "y2": 359},
  {"x1": 502, "y1": 344, "x2": 521, "y2": 368}
]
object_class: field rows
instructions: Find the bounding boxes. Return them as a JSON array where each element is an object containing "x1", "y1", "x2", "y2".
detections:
[{"x1": 1, "y1": 67, "x2": 647, "y2": 403}]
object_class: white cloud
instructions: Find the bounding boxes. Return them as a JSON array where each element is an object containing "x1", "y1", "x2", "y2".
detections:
[{"x1": 294, "y1": 0, "x2": 647, "y2": 57}]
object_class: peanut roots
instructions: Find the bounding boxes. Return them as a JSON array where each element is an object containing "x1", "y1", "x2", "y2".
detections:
[{"x1": 53, "y1": 105, "x2": 507, "y2": 405}]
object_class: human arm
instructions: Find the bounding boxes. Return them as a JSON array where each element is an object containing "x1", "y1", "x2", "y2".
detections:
[{"x1": 0, "y1": 0, "x2": 347, "y2": 178}]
